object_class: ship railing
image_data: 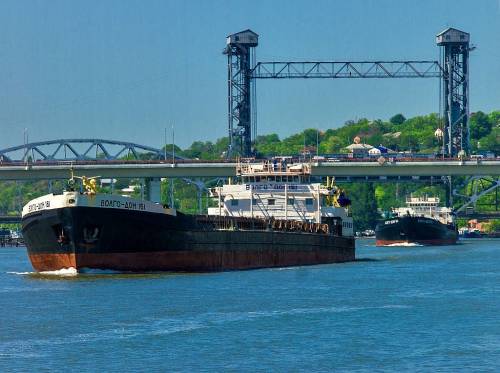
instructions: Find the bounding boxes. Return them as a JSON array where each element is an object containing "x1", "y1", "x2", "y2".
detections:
[
  {"x1": 236, "y1": 159, "x2": 311, "y2": 176},
  {"x1": 405, "y1": 195, "x2": 440, "y2": 204},
  {"x1": 196, "y1": 215, "x2": 331, "y2": 235}
]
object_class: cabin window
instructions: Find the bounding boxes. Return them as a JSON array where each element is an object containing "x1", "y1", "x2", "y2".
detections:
[
  {"x1": 306, "y1": 198, "x2": 313, "y2": 206},
  {"x1": 287, "y1": 198, "x2": 294, "y2": 205},
  {"x1": 268, "y1": 199, "x2": 275, "y2": 206},
  {"x1": 252, "y1": 198, "x2": 257, "y2": 205},
  {"x1": 230, "y1": 199, "x2": 239, "y2": 206},
  {"x1": 255, "y1": 176, "x2": 261, "y2": 182}
]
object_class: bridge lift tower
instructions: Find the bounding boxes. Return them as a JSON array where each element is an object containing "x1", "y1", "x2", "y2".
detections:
[
  {"x1": 224, "y1": 27, "x2": 471, "y2": 158},
  {"x1": 223, "y1": 29, "x2": 258, "y2": 157},
  {"x1": 437, "y1": 28, "x2": 470, "y2": 156}
]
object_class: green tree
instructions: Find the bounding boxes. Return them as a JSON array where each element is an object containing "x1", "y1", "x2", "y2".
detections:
[
  {"x1": 319, "y1": 136, "x2": 344, "y2": 153},
  {"x1": 375, "y1": 184, "x2": 400, "y2": 211},
  {"x1": 470, "y1": 111, "x2": 492, "y2": 140},
  {"x1": 390, "y1": 113, "x2": 406, "y2": 125},
  {"x1": 477, "y1": 127, "x2": 500, "y2": 154},
  {"x1": 255, "y1": 134, "x2": 281, "y2": 155},
  {"x1": 488, "y1": 111, "x2": 500, "y2": 127},
  {"x1": 157, "y1": 144, "x2": 183, "y2": 160},
  {"x1": 348, "y1": 183, "x2": 379, "y2": 231}
]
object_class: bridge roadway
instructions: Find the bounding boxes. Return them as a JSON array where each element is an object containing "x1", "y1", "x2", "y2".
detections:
[{"x1": 0, "y1": 159, "x2": 500, "y2": 180}]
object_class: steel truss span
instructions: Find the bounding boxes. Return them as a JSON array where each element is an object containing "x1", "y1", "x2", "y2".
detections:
[
  {"x1": 453, "y1": 176, "x2": 500, "y2": 215},
  {"x1": 0, "y1": 139, "x2": 183, "y2": 162},
  {"x1": 251, "y1": 61, "x2": 443, "y2": 79}
]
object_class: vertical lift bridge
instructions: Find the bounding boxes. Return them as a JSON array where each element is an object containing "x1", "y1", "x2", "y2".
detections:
[{"x1": 224, "y1": 28, "x2": 471, "y2": 158}]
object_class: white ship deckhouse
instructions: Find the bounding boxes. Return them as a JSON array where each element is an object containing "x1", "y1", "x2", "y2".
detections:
[{"x1": 208, "y1": 160, "x2": 354, "y2": 236}]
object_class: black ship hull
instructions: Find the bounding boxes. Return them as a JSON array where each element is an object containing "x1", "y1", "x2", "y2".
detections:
[
  {"x1": 375, "y1": 216, "x2": 458, "y2": 246},
  {"x1": 22, "y1": 206, "x2": 355, "y2": 272}
]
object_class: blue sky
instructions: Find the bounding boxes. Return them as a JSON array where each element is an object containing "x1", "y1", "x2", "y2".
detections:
[{"x1": 0, "y1": 0, "x2": 499, "y2": 150}]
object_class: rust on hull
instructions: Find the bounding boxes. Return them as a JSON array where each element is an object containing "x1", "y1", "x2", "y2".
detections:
[
  {"x1": 29, "y1": 253, "x2": 77, "y2": 271},
  {"x1": 29, "y1": 249, "x2": 354, "y2": 272}
]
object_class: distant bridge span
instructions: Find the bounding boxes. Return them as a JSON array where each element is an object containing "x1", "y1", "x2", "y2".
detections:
[{"x1": 0, "y1": 139, "x2": 183, "y2": 162}]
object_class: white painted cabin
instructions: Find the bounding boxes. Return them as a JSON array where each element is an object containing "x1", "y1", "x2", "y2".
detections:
[
  {"x1": 208, "y1": 161, "x2": 354, "y2": 236},
  {"x1": 393, "y1": 195, "x2": 454, "y2": 225}
]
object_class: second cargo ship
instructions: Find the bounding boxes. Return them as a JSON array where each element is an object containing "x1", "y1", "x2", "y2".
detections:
[{"x1": 375, "y1": 195, "x2": 458, "y2": 246}]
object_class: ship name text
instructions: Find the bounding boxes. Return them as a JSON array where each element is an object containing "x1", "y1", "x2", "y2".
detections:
[
  {"x1": 28, "y1": 200, "x2": 51, "y2": 213},
  {"x1": 100, "y1": 199, "x2": 146, "y2": 211},
  {"x1": 245, "y1": 184, "x2": 303, "y2": 191}
]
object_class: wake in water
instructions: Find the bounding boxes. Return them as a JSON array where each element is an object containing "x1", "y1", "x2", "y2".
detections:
[
  {"x1": 7, "y1": 267, "x2": 78, "y2": 277},
  {"x1": 8, "y1": 268, "x2": 184, "y2": 281},
  {"x1": 40, "y1": 267, "x2": 78, "y2": 276},
  {"x1": 382, "y1": 242, "x2": 424, "y2": 247}
]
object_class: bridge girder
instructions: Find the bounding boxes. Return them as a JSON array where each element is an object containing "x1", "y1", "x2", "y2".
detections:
[
  {"x1": 1, "y1": 160, "x2": 500, "y2": 181},
  {"x1": 251, "y1": 61, "x2": 443, "y2": 79}
]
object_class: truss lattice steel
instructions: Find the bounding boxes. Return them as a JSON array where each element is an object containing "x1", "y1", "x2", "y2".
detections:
[
  {"x1": 223, "y1": 30, "x2": 258, "y2": 157},
  {"x1": 453, "y1": 176, "x2": 500, "y2": 214},
  {"x1": 438, "y1": 28, "x2": 471, "y2": 157},
  {"x1": 0, "y1": 139, "x2": 183, "y2": 162},
  {"x1": 251, "y1": 61, "x2": 443, "y2": 79}
]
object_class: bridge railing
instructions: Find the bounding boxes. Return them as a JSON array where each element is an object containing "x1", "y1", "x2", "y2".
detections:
[{"x1": 2, "y1": 155, "x2": 493, "y2": 167}]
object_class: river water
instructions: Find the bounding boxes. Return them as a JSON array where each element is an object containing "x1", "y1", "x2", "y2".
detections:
[{"x1": 1, "y1": 239, "x2": 500, "y2": 372}]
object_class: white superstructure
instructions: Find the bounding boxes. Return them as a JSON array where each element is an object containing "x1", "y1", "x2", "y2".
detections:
[
  {"x1": 208, "y1": 160, "x2": 354, "y2": 236},
  {"x1": 392, "y1": 195, "x2": 454, "y2": 225}
]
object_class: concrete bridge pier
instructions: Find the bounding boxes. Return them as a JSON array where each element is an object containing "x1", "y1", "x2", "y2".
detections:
[{"x1": 145, "y1": 177, "x2": 162, "y2": 203}]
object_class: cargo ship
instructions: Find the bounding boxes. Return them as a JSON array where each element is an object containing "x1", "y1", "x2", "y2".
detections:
[
  {"x1": 21, "y1": 160, "x2": 355, "y2": 272},
  {"x1": 375, "y1": 195, "x2": 458, "y2": 246}
]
